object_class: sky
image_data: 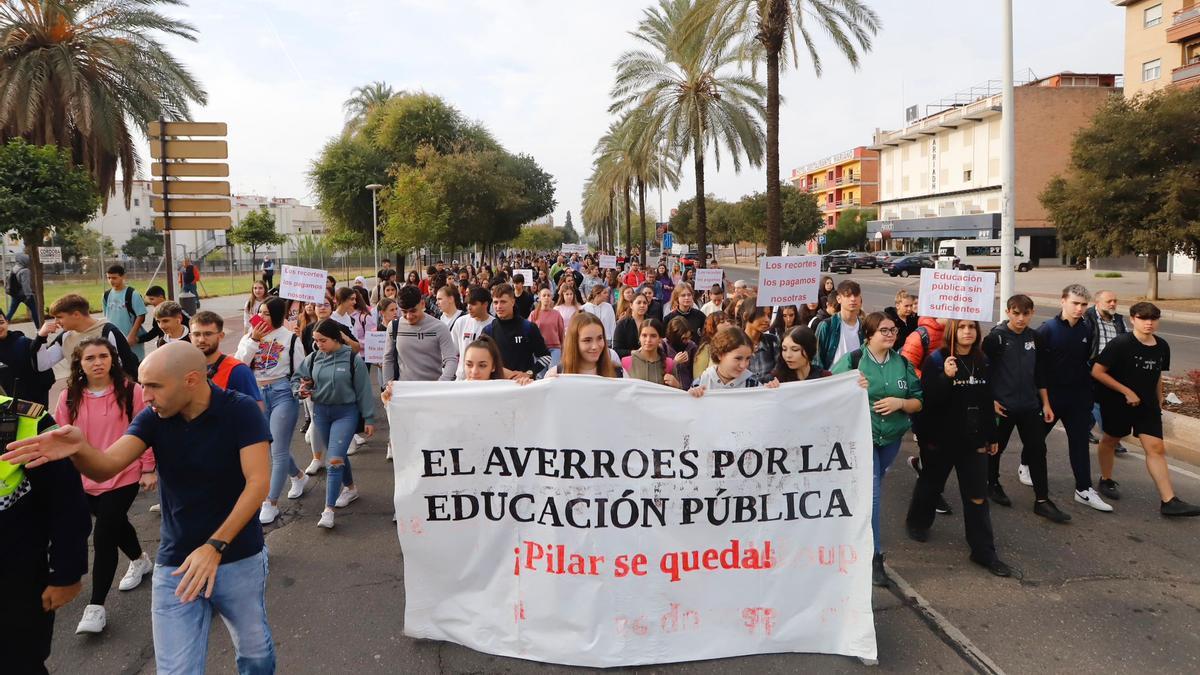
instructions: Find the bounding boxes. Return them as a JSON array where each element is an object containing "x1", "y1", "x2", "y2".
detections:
[{"x1": 154, "y1": 0, "x2": 1126, "y2": 230}]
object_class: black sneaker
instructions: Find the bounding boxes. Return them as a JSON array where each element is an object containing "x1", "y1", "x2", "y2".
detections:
[
  {"x1": 872, "y1": 553, "x2": 889, "y2": 587},
  {"x1": 906, "y1": 526, "x2": 929, "y2": 543},
  {"x1": 1115, "y1": 444, "x2": 1128, "y2": 454},
  {"x1": 970, "y1": 554, "x2": 1012, "y2": 577},
  {"x1": 1088, "y1": 432, "x2": 1100, "y2": 444},
  {"x1": 935, "y1": 495, "x2": 953, "y2": 515},
  {"x1": 989, "y1": 483, "x2": 1012, "y2": 507},
  {"x1": 300, "y1": 416, "x2": 311, "y2": 435},
  {"x1": 1098, "y1": 478, "x2": 1121, "y2": 501},
  {"x1": 1161, "y1": 497, "x2": 1200, "y2": 517},
  {"x1": 1034, "y1": 499, "x2": 1071, "y2": 523}
]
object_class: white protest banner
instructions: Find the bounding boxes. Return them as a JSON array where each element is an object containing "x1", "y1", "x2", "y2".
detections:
[
  {"x1": 37, "y1": 246, "x2": 62, "y2": 263},
  {"x1": 599, "y1": 255, "x2": 618, "y2": 270},
  {"x1": 694, "y1": 267, "x2": 724, "y2": 291},
  {"x1": 918, "y1": 268, "x2": 995, "y2": 322},
  {"x1": 390, "y1": 375, "x2": 876, "y2": 667},
  {"x1": 756, "y1": 256, "x2": 822, "y2": 306},
  {"x1": 279, "y1": 264, "x2": 328, "y2": 304},
  {"x1": 561, "y1": 244, "x2": 588, "y2": 256},
  {"x1": 363, "y1": 330, "x2": 389, "y2": 364},
  {"x1": 513, "y1": 269, "x2": 534, "y2": 285},
  {"x1": 671, "y1": 243, "x2": 689, "y2": 255}
]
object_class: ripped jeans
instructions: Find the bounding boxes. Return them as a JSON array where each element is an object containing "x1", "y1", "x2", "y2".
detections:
[{"x1": 312, "y1": 402, "x2": 358, "y2": 508}]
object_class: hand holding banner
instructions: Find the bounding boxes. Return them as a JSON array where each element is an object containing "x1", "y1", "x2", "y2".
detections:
[
  {"x1": 917, "y1": 268, "x2": 995, "y2": 321},
  {"x1": 363, "y1": 331, "x2": 389, "y2": 364},
  {"x1": 694, "y1": 267, "x2": 724, "y2": 291},
  {"x1": 756, "y1": 256, "x2": 822, "y2": 306},
  {"x1": 599, "y1": 255, "x2": 618, "y2": 270},
  {"x1": 279, "y1": 264, "x2": 328, "y2": 304}
]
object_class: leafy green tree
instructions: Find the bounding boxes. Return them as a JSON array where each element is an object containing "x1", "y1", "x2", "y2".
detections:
[
  {"x1": 825, "y1": 207, "x2": 873, "y2": 251},
  {"x1": 562, "y1": 211, "x2": 580, "y2": 244},
  {"x1": 610, "y1": 0, "x2": 766, "y2": 267},
  {"x1": 122, "y1": 227, "x2": 162, "y2": 261},
  {"x1": 0, "y1": 139, "x2": 98, "y2": 306},
  {"x1": 0, "y1": 0, "x2": 206, "y2": 207},
  {"x1": 513, "y1": 225, "x2": 565, "y2": 252},
  {"x1": 308, "y1": 133, "x2": 390, "y2": 240},
  {"x1": 1041, "y1": 87, "x2": 1200, "y2": 300},
  {"x1": 715, "y1": 0, "x2": 879, "y2": 255},
  {"x1": 57, "y1": 225, "x2": 114, "y2": 269},
  {"x1": 366, "y1": 92, "x2": 499, "y2": 167},
  {"x1": 228, "y1": 206, "x2": 286, "y2": 268}
]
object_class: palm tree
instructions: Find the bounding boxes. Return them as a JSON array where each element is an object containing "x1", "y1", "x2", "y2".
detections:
[
  {"x1": 714, "y1": 0, "x2": 879, "y2": 255},
  {"x1": 615, "y1": 107, "x2": 680, "y2": 265},
  {"x1": 610, "y1": 0, "x2": 766, "y2": 268},
  {"x1": 343, "y1": 81, "x2": 396, "y2": 134},
  {"x1": 592, "y1": 122, "x2": 635, "y2": 257},
  {"x1": 0, "y1": 0, "x2": 208, "y2": 207}
]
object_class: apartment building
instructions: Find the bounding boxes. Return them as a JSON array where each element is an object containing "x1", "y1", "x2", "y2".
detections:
[
  {"x1": 1114, "y1": 1, "x2": 1200, "y2": 96},
  {"x1": 789, "y1": 146, "x2": 878, "y2": 252},
  {"x1": 865, "y1": 72, "x2": 1120, "y2": 265}
]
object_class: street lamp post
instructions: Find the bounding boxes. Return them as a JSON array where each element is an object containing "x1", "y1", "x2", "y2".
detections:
[
  {"x1": 366, "y1": 183, "x2": 384, "y2": 273},
  {"x1": 999, "y1": 0, "x2": 1017, "y2": 313}
]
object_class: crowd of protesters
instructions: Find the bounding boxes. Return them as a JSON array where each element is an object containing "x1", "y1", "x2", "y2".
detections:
[{"x1": 1, "y1": 249, "x2": 1197, "y2": 674}]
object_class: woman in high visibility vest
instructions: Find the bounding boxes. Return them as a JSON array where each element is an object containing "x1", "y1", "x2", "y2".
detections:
[{"x1": 54, "y1": 337, "x2": 155, "y2": 635}]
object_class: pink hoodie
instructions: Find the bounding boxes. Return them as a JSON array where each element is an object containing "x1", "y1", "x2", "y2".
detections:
[{"x1": 54, "y1": 384, "x2": 154, "y2": 496}]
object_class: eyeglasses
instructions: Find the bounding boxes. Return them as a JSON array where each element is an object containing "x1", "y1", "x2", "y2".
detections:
[{"x1": 877, "y1": 327, "x2": 899, "y2": 335}]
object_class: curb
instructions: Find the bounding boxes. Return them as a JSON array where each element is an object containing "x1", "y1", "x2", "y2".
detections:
[{"x1": 1163, "y1": 411, "x2": 1200, "y2": 467}]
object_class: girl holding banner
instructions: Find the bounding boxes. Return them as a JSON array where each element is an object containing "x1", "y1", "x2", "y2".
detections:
[{"x1": 546, "y1": 313, "x2": 621, "y2": 378}]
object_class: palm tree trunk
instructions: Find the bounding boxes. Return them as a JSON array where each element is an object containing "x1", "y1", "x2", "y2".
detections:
[
  {"x1": 637, "y1": 178, "x2": 647, "y2": 266},
  {"x1": 766, "y1": 46, "x2": 782, "y2": 257},
  {"x1": 623, "y1": 179, "x2": 632, "y2": 260},
  {"x1": 693, "y1": 132, "x2": 708, "y2": 270}
]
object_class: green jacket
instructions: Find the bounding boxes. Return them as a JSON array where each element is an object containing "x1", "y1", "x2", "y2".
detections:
[
  {"x1": 291, "y1": 346, "x2": 376, "y2": 425},
  {"x1": 815, "y1": 312, "x2": 866, "y2": 370},
  {"x1": 832, "y1": 348, "x2": 923, "y2": 446}
]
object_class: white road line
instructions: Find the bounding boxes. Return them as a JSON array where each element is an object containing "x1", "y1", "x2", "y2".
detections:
[{"x1": 885, "y1": 564, "x2": 1008, "y2": 675}]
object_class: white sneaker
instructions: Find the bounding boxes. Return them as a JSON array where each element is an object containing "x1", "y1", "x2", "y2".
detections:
[
  {"x1": 334, "y1": 486, "x2": 359, "y2": 508},
  {"x1": 118, "y1": 553, "x2": 153, "y2": 591},
  {"x1": 386, "y1": 444, "x2": 393, "y2": 461},
  {"x1": 1074, "y1": 488, "x2": 1114, "y2": 512},
  {"x1": 354, "y1": 433, "x2": 367, "y2": 446},
  {"x1": 149, "y1": 503, "x2": 161, "y2": 513},
  {"x1": 304, "y1": 459, "x2": 323, "y2": 475},
  {"x1": 318, "y1": 510, "x2": 335, "y2": 529},
  {"x1": 75, "y1": 604, "x2": 106, "y2": 634},
  {"x1": 258, "y1": 500, "x2": 280, "y2": 524},
  {"x1": 348, "y1": 435, "x2": 366, "y2": 455},
  {"x1": 287, "y1": 473, "x2": 309, "y2": 499},
  {"x1": 1017, "y1": 464, "x2": 1032, "y2": 487}
]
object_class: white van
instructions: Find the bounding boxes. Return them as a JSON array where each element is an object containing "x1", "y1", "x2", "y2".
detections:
[{"x1": 937, "y1": 237, "x2": 1032, "y2": 272}]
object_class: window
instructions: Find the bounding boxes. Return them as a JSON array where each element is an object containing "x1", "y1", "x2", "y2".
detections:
[
  {"x1": 1143, "y1": 58, "x2": 1162, "y2": 82},
  {"x1": 133, "y1": 198, "x2": 139, "y2": 206},
  {"x1": 963, "y1": 169, "x2": 973, "y2": 182},
  {"x1": 1144, "y1": 4, "x2": 1162, "y2": 28},
  {"x1": 135, "y1": 218, "x2": 141, "y2": 226}
]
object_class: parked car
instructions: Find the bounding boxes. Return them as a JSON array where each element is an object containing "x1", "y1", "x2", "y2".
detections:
[
  {"x1": 883, "y1": 253, "x2": 935, "y2": 277},
  {"x1": 873, "y1": 249, "x2": 907, "y2": 264},
  {"x1": 680, "y1": 251, "x2": 716, "y2": 267},
  {"x1": 848, "y1": 252, "x2": 878, "y2": 269},
  {"x1": 822, "y1": 250, "x2": 853, "y2": 274}
]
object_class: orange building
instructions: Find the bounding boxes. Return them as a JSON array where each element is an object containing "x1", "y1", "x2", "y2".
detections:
[{"x1": 789, "y1": 147, "x2": 878, "y2": 252}]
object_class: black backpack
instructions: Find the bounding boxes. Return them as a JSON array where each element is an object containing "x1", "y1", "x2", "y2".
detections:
[
  {"x1": 6, "y1": 269, "x2": 20, "y2": 297},
  {"x1": 103, "y1": 287, "x2": 138, "y2": 322}
]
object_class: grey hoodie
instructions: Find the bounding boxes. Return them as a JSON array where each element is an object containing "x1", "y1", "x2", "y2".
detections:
[
  {"x1": 692, "y1": 364, "x2": 762, "y2": 390},
  {"x1": 290, "y1": 345, "x2": 376, "y2": 425},
  {"x1": 13, "y1": 253, "x2": 33, "y2": 296}
]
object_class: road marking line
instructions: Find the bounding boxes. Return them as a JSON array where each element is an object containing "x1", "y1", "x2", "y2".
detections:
[{"x1": 885, "y1": 564, "x2": 1008, "y2": 675}]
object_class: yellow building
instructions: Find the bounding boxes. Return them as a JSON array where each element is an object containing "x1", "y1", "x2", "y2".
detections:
[
  {"x1": 789, "y1": 147, "x2": 878, "y2": 252},
  {"x1": 1113, "y1": 1, "x2": 1200, "y2": 96}
]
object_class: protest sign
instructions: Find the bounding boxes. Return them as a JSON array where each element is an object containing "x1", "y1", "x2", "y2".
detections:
[
  {"x1": 390, "y1": 375, "x2": 876, "y2": 667},
  {"x1": 37, "y1": 246, "x2": 62, "y2": 263},
  {"x1": 756, "y1": 256, "x2": 821, "y2": 306},
  {"x1": 363, "y1": 330, "x2": 389, "y2": 364},
  {"x1": 561, "y1": 244, "x2": 588, "y2": 256},
  {"x1": 694, "y1": 267, "x2": 724, "y2": 291},
  {"x1": 671, "y1": 243, "x2": 689, "y2": 255},
  {"x1": 514, "y1": 269, "x2": 534, "y2": 285},
  {"x1": 918, "y1": 268, "x2": 995, "y2": 322},
  {"x1": 279, "y1": 264, "x2": 327, "y2": 304},
  {"x1": 599, "y1": 255, "x2": 617, "y2": 270}
]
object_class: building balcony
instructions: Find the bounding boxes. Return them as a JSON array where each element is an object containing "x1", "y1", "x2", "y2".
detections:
[
  {"x1": 1171, "y1": 60, "x2": 1200, "y2": 89},
  {"x1": 1167, "y1": 6, "x2": 1200, "y2": 43}
]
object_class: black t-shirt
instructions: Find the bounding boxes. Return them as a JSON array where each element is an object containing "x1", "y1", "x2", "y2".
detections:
[
  {"x1": 514, "y1": 291, "x2": 535, "y2": 320},
  {"x1": 483, "y1": 316, "x2": 549, "y2": 374},
  {"x1": 126, "y1": 385, "x2": 272, "y2": 566},
  {"x1": 1095, "y1": 332, "x2": 1169, "y2": 408}
]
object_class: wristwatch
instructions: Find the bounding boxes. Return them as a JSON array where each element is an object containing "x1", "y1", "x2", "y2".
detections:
[{"x1": 206, "y1": 538, "x2": 229, "y2": 554}]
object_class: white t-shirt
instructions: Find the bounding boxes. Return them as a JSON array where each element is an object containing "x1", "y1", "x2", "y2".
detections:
[
  {"x1": 440, "y1": 309, "x2": 463, "y2": 329},
  {"x1": 700, "y1": 300, "x2": 723, "y2": 317},
  {"x1": 833, "y1": 317, "x2": 862, "y2": 364},
  {"x1": 330, "y1": 310, "x2": 356, "y2": 331},
  {"x1": 235, "y1": 326, "x2": 306, "y2": 382},
  {"x1": 581, "y1": 302, "x2": 617, "y2": 346},
  {"x1": 451, "y1": 314, "x2": 494, "y2": 380}
]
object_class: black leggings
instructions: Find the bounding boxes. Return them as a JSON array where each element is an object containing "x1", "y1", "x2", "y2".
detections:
[
  {"x1": 991, "y1": 408, "x2": 1050, "y2": 500},
  {"x1": 907, "y1": 442, "x2": 998, "y2": 563},
  {"x1": 87, "y1": 482, "x2": 143, "y2": 606}
]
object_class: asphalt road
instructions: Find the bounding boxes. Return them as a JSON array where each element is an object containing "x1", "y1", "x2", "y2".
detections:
[
  {"x1": 42, "y1": 304, "x2": 1200, "y2": 674},
  {"x1": 723, "y1": 266, "x2": 1200, "y2": 375}
]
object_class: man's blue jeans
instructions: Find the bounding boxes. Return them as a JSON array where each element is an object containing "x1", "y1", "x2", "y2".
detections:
[
  {"x1": 151, "y1": 548, "x2": 275, "y2": 674},
  {"x1": 6, "y1": 294, "x2": 41, "y2": 328},
  {"x1": 261, "y1": 380, "x2": 300, "y2": 502}
]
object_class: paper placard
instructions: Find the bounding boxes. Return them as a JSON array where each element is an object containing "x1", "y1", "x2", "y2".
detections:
[
  {"x1": 279, "y1": 264, "x2": 328, "y2": 304},
  {"x1": 599, "y1": 255, "x2": 617, "y2": 270},
  {"x1": 38, "y1": 246, "x2": 62, "y2": 263},
  {"x1": 694, "y1": 268, "x2": 723, "y2": 291},
  {"x1": 918, "y1": 268, "x2": 995, "y2": 322},
  {"x1": 390, "y1": 374, "x2": 877, "y2": 667},
  {"x1": 513, "y1": 269, "x2": 534, "y2": 285},
  {"x1": 561, "y1": 244, "x2": 588, "y2": 256},
  {"x1": 756, "y1": 256, "x2": 822, "y2": 306},
  {"x1": 671, "y1": 243, "x2": 689, "y2": 255},
  {"x1": 364, "y1": 330, "x2": 389, "y2": 364}
]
